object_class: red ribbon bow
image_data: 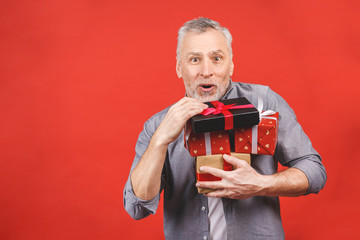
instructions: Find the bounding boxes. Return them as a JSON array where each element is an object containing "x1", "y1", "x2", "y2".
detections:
[{"x1": 201, "y1": 101, "x2": 255, "y2": 130}]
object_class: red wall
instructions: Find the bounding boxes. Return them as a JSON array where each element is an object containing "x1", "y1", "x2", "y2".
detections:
[{"x1": 1, "y1": 1, "x2": 359, "y2": 239}]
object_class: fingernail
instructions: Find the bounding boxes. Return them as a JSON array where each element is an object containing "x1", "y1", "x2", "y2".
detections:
[{"x1": 199, "y1": 167, "x2": 204, "y2": 171}]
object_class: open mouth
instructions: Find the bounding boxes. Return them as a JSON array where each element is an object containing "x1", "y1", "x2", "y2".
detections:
[{"x1": 199, "y1": 84, "x2": 215, "y2": 92}]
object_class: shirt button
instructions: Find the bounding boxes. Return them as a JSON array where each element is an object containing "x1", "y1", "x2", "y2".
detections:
[
  {"x1": 201, "y1": 206, "x2": 206, "y2": 211},
  {"x1": 203, "y1": 236, "x2": 208, "y2": 240}
]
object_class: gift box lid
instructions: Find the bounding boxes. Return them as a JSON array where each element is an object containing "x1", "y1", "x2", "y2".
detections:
[{"x1": 190, "y1": 97, "x2": 260, "y2": 134}]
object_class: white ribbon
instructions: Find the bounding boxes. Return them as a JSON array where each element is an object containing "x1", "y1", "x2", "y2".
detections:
[
  {"x1": 261, "y1": 110, "x2": 277, "y2": 120},
  {"x1": 258, "y1": 96, "x2": 264, "y2": 115},
  {"x1": 251, "y1": 125, "x2": 258, "y2": 154},
  {"x1": 257, "y1": 95, "x2": 276, "y2": 120},
  {"x1": 204, "y1": 132, "x2": 212, "y2": 155},
  {"x1": 250, "y1": 97, "x2": 277, "y2": 154}
]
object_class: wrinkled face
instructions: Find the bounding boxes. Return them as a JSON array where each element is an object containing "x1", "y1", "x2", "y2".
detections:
[{"x1": 176, "y1": 29, "x2": 234, "y2": 102}]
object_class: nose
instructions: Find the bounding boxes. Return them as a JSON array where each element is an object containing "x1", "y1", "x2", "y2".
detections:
[{"x1": 200, "y1": 59, "x2": 213, "y2": 78}]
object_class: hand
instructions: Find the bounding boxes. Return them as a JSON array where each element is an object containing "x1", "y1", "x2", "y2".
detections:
[
  {"x1": 153, "y1": 97, "x2": 208, "y2": 146},
  {"x1": 196, "y1": 154, "x2": 267, "y2": 199}
]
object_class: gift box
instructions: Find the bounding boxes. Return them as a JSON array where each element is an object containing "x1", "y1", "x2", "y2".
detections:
[
  {"x1": 234, "y1": 112, "x2": 279, "y2": 155},
  {"x1": 196, "y1": 153, "x2": 251, "y2": 193},
  {"x1": 184, "y1": 121, "x2": 231, "y2": 157},
  {"x1": 190, "y1": 97, "x2": 260, "y2": 134}
]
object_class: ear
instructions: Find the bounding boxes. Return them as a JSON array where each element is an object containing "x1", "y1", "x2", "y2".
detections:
[
  {"x1": 229, "y1": 61, "x2": 234, "y2": 76},
  {"x1": 176, "y1": 60, "x2": 182, "y2": 78}
]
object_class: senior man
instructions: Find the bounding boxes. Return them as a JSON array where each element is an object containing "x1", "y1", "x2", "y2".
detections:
[{"x1": 124, "y1": 17, "x2": 326, "y2": 240}]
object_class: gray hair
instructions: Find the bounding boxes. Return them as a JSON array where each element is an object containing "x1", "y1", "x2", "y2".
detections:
[{"x1": 176, "y1": 17, "x2": 233, "y2": 60}]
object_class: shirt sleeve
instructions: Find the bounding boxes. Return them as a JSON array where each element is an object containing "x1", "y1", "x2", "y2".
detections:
[
  {"x1": 123, "y1": 115, "x2": 166, "y2": 220},
  {"x1": 265, "y1": 87, "x2": 327, "y2": 194}
]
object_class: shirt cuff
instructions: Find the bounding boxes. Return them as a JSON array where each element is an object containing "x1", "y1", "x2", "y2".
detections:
[
  {"x1": 291, "y1": 158, "x2": 327, "y2": 195},
  {"x1": 124, "y1": 178, "x2": 160, "y2": 217}
]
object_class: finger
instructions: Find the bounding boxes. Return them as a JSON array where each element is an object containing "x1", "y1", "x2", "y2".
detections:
[
  {"x1": 166, "y1": 106, "x2": 206, "y2": 125},
  {"x1": 204, "y1": 189, "x2": 228, "y2": 198},
  {"x1": 173, "y1": 97, "x2": 208, "y2": 109},
  {"x1": 206, "y1": 191, "x2": 247, "y2": 200},
  {"x1": 196, "y1": 180, "x2": 225, "y2": 190},
  {"x1": 177, "y1": 101, "x2": 208, "y2": 113},
  {"x1": 185, "y1": 107, "x2": 209, "y2": 118},
  {"x1": 172, "y1": 97, "x2": 194, "y2": 107},
  {"x1": 179, "y1": 100, "x2": 208, "y2": 111},
  {"x1": 166, "y1": 101, "x2": 206, "y2": 122},
  {"x1": 169, "y1": 101, "x2": 208, "y2": 118},
  {"x1": 223, "y1": 154, "x2": 248, "y2": 169},
  {"x1": 199, "y1": 166, "x2": 227, "y2": 179},
  {"x1": 172, "y1": 96, "x2": 208, "y2": 109}
]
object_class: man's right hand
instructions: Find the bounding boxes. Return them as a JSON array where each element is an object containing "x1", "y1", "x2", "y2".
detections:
[
  {"x1": 152, "y1": 97, "x2": 208, "y2": 146},
  {"x1": 131, "y1": 97, "x2": 208, "y2": 200}
]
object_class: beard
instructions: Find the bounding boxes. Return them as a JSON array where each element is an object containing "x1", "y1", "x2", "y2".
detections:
[{"x1": 184, "y1": 79, "x2": 230, "y2": 102}]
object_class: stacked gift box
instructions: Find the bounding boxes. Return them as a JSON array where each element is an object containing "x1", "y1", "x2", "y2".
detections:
[{"x1": 184, "y1": 97, "x2": 279, "y2": 193}]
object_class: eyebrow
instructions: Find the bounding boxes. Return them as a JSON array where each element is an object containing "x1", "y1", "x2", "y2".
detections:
[
  {"x1": 209, "y1": 50, "x2": 225, "y2": 55},
  {"x1": 185, "y1": 50, "x2": 225, "y2": 58},
  {"x1": 186, "y1": 52, "x2": 202, "y2": 57}
]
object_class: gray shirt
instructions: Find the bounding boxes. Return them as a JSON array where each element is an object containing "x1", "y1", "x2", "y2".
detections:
[{"x1": 123, "y1": 81, "x2": 327, "y2": 240}]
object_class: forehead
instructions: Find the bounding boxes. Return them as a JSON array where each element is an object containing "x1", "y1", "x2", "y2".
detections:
[{"x1": 181, "y1": 29, "x2": 229, "y2": 55}]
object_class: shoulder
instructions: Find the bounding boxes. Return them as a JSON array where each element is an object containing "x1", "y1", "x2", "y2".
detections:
[
  {"x1": 229, "y1": 81, "x2": 291, "y2": 111},
  {"x1": 141, "y1": 106, "x2": 170, "y2": 134},
  {"x1": 228, "y1": 81, "x2": 272, "y2": 106},
  {"x1": 232, "y1": 81, "x2": 270, "y2": 93},
  {"x1": 229, "y1": 82, "x2": 271, "y2": 100},
  {"x1": 134, "y1": 105, "x2": 171, "y2": 145}
]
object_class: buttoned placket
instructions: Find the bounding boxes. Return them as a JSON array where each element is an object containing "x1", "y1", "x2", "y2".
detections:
[
  {"x1": 200, "y1": 195, "x2": 210, "y2": 240},
  {"x1": 222, "y1": 198, "x2": 231, "y2": 240}
]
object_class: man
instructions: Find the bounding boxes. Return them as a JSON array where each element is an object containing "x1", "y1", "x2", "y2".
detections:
[{"x1": 124, "y1": 17, "x2": 326, "y2": 239}]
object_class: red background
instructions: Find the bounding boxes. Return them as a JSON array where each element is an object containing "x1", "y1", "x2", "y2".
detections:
[{"x1": 1, "y1": 0, "x2": 359, "y2": 239}]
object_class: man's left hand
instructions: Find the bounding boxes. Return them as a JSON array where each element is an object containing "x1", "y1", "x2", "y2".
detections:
[{"x1": 195, "y1": 154, "x2": 267, "y2": 199}]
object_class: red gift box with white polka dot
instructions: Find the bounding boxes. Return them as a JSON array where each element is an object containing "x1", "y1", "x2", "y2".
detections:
[{"x1": 234, "y1": 112, "x2": 279, "y2": 155}]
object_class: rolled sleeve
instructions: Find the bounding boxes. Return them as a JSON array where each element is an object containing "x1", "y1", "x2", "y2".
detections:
[
  {"x1": 123, "y1": 177, "x2": 160, "y2": 220},
  {"x1": 123, "y1": 112, "x2": 167, "y2": 220},
  {"x1": 289, "y1": 156, "x2": 327, "y2": 194},
  {"x1": 266, "y1": 87, "x2": 327, "y2": 194}
]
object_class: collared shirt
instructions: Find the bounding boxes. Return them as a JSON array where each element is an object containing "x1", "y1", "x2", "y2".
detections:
[{"x1": 123, "y1": 81, "x2": 327, "y2": 240}]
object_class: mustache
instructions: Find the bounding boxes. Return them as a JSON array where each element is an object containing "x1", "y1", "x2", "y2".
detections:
[{"x1": 195, "y1": 80, "x2": 218, "y2": 86}]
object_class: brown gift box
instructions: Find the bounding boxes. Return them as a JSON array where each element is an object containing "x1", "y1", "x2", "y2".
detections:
[{"x1": 196, "y1": 152, "x2": 251, "y2": 194}]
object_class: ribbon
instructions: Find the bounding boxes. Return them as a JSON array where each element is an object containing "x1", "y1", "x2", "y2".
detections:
[
  {"x1": 201, "y1": 101, "x2": 255, "y2": 130},
  {"x1": 251, "y1": 124, "x2": 258, "y2": 154},
  {"x1": 204, "y1": 132, "x2": 212, "y2": 155},
  {"x1": 249, "y1": 96, "x2": 277, "y2": 154},
  {"x1": 257, "y1": 96, "x2": 276, "y2": 121},
  {"x1": 251, "y1": 111, "x2": 277, "y2": 154},
  {"x1": 197, "y1": 173, "x2": 222, "y2": 181}
]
